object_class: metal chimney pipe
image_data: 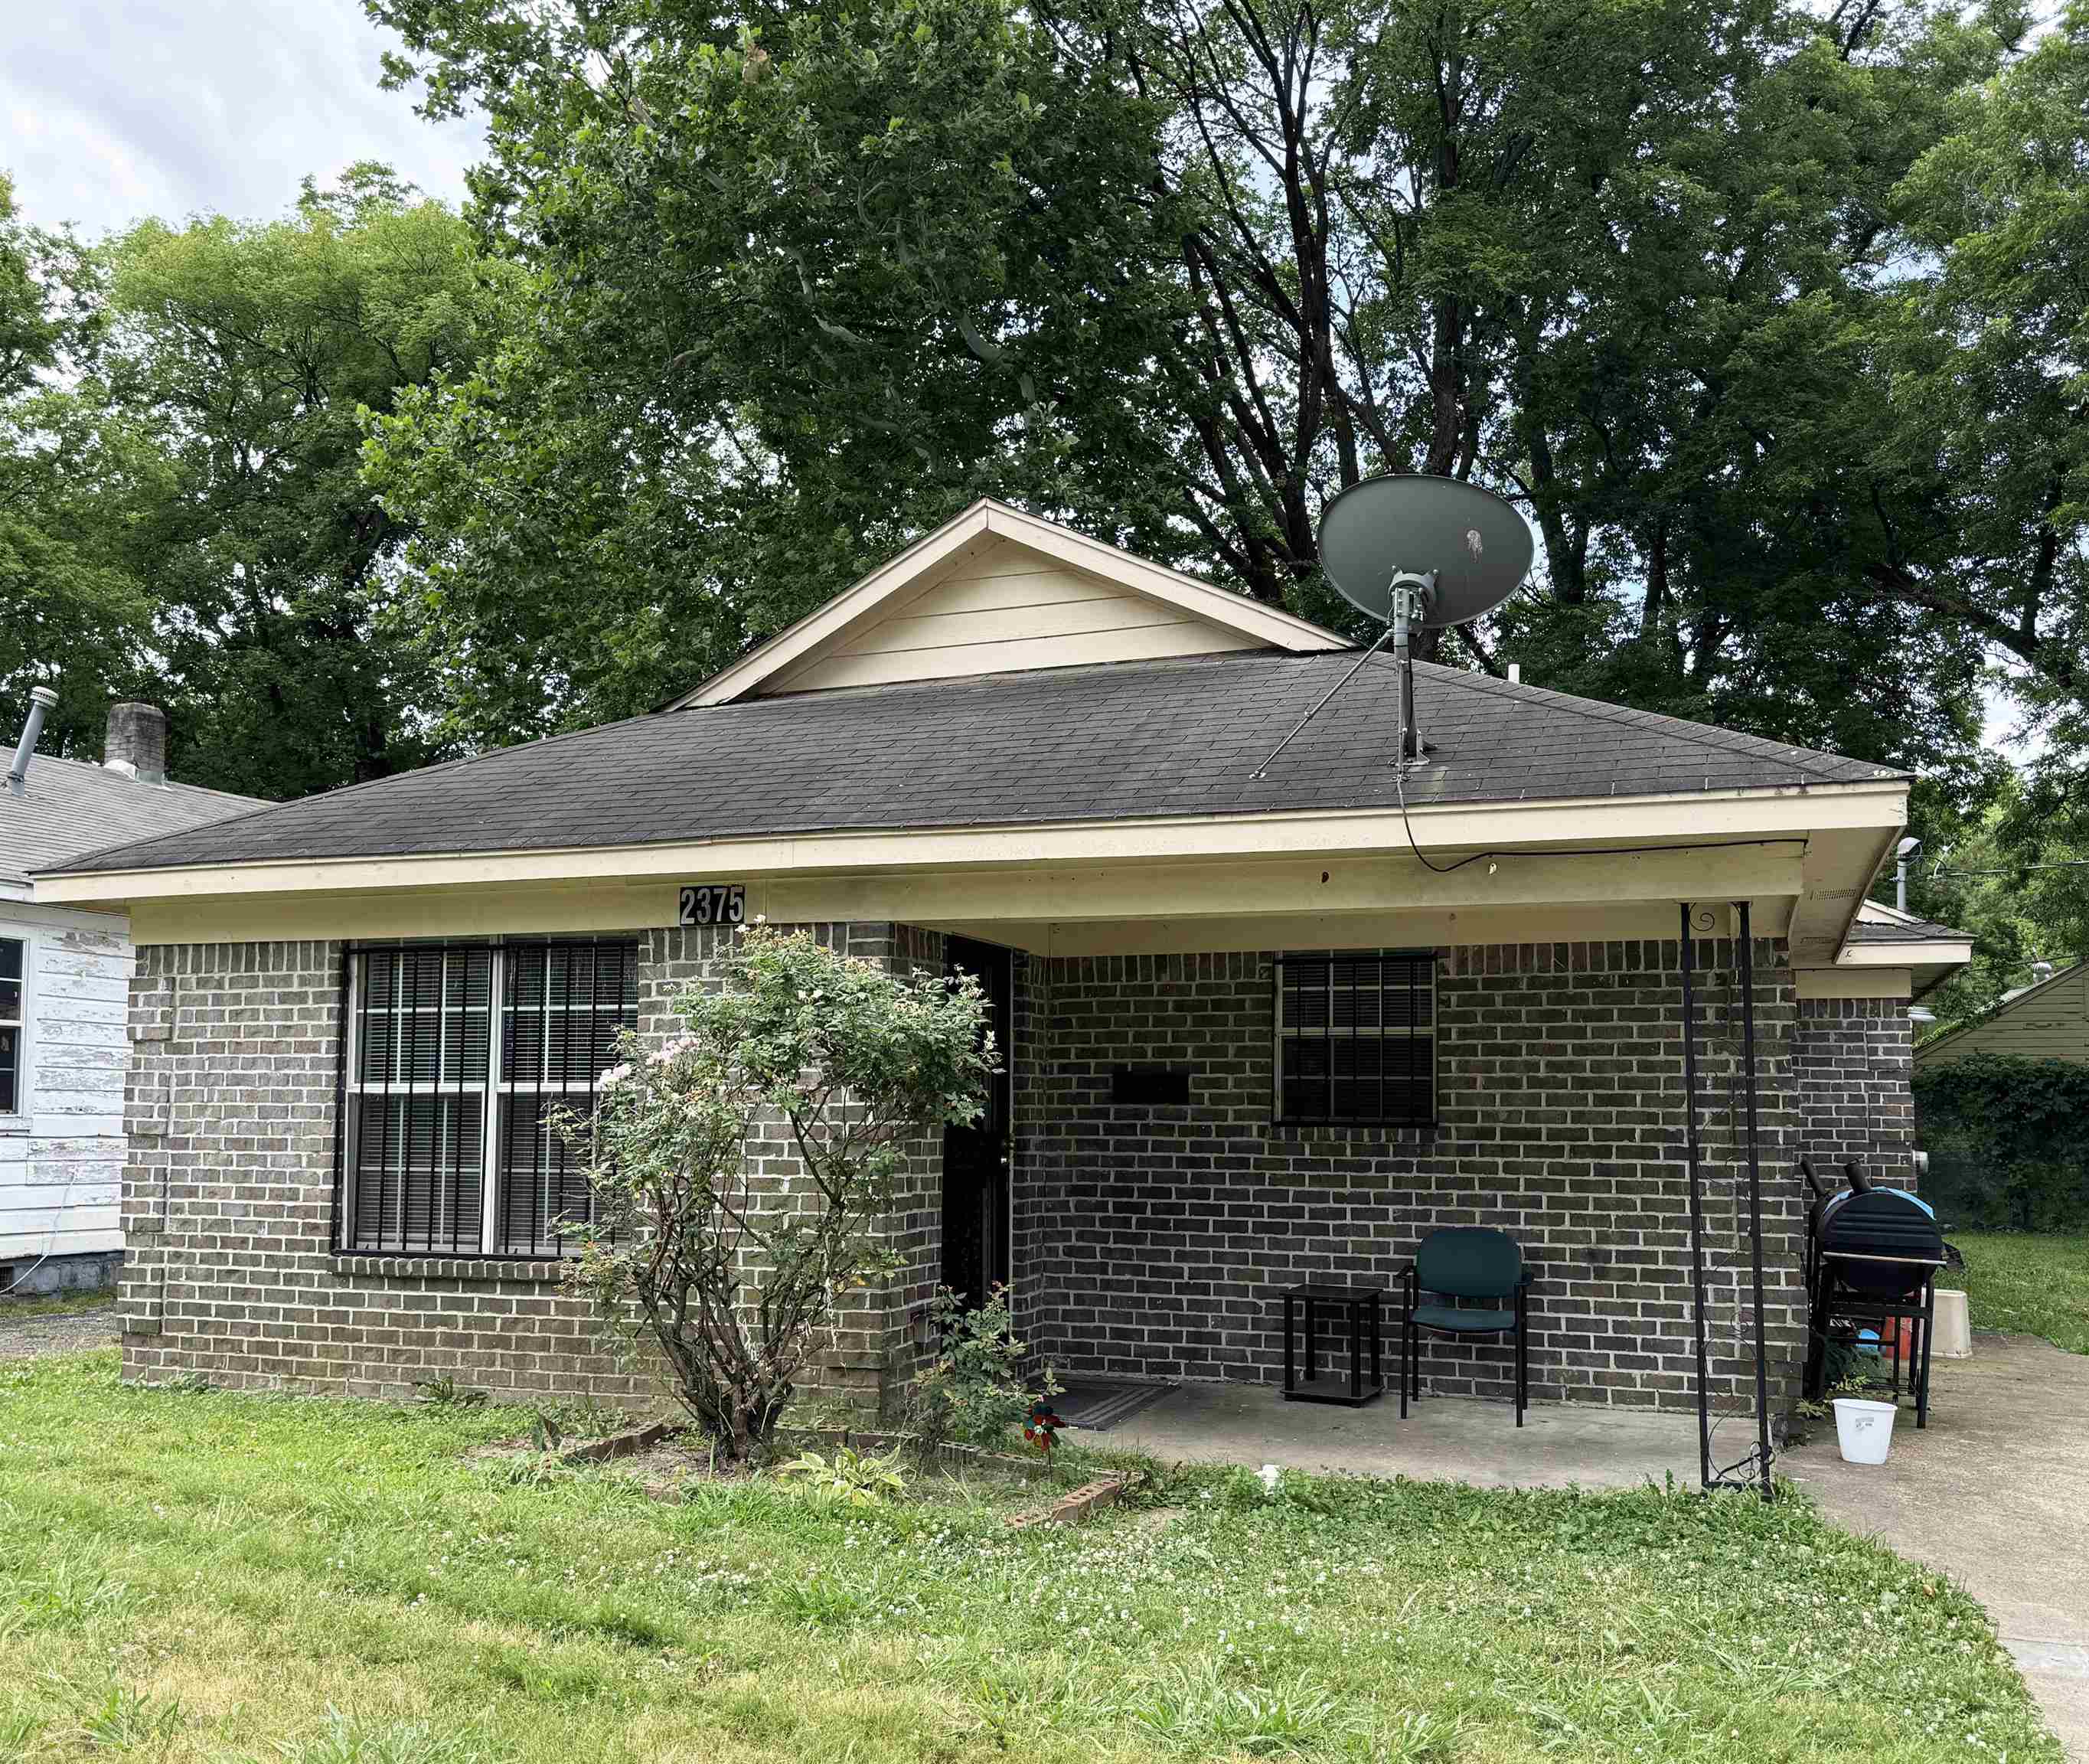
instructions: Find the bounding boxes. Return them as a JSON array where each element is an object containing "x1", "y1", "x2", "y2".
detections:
[
  {"x1": 7, "y1": 683, "x2": 59, "y2": 796},
  {"x1": 1895, "y1": 836, "x2": 1921, "y2": 913}
]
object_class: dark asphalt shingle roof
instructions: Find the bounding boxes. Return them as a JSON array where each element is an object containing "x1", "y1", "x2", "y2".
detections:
[
  {"x1": 1847, "y1": 911, "x2": 1968, "y2": 946},
  {"x1": 2, "y1": 756, "x2": 268, "y2": 887},
  {"x1": 44, "y1": 651, "x2": 1901, "y2": 877}
]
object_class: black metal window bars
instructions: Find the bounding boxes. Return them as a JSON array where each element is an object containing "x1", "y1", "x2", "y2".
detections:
[
  {"x1": 338, "y1": 939, "x2": 638, "y2": 1257},
  {"x1": 1273, "y1": 950, "x2": 1435, "y2": 1125}
]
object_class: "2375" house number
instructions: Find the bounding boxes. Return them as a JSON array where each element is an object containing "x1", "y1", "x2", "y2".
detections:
[{"x1": 678, "y1": 884, "x2": 746, "y2": 927}]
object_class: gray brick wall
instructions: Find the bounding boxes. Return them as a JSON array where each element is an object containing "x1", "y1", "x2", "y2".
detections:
[
  {"x1": 123, "y1": 924, "x2": 1845, "y2": 1422},
  {"x1": 1794, "y1": 997, "x2": 1916, "y2": 1186},
  {"x1": 1014, "y1": 938, "x2": 1806, "y2": 1413},
  {"x1": 120, "y1": 923, "x2": 927, "y2": 1410}
]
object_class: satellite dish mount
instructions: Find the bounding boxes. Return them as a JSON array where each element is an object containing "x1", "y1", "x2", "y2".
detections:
[{"x1": 1386, "y1": 568, "x2": 1438, "y2": 763}]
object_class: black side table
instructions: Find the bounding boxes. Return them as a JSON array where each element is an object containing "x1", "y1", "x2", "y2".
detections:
[{"x1": 1281, "y1": 1282, "x2": 1387, "y2": 1406}]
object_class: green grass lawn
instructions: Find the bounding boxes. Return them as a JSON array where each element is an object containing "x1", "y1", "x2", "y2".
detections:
[
  {"x1": 0, "y1": 1353, "x2": 2059, "y2": 1764},
  {"x1": 1940, "y1": 1231, "x2": 2089, "y2": 1354}
]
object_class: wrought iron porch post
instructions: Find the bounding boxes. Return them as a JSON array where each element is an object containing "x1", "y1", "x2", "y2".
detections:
[
  {"x1": 1735, "y1": 901, "x2": 1775, "y2": 1502},
  {"x1": 1679, "y1": 902, "x2": 1714, "y2": 1492}
]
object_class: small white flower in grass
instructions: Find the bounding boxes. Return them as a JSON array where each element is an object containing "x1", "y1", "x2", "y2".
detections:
[{"x1": 1258, "y1": 1462, "x2": 1281, "y2": 1494}]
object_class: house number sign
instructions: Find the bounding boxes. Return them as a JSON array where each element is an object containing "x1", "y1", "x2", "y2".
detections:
[{"x1": 678, "y1": 884, "x2": 746, "y2": 927}]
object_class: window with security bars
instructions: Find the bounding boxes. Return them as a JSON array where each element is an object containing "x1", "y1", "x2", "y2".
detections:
[
  {"x1": 1, "y1": 937, "x2": 23, "y2": 1117},
  {"x1": 1274, "y1": 950, "x2": 1435, "y2": 1125},
  {"x1": 339, "y1": 940, "x2": 638, "y2": 1256}
]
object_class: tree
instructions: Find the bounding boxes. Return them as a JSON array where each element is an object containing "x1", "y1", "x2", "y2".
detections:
[
  {"x1": 368, "y1": 0, "x2": 2014, "y2": 789},
  {"x1": 1885, "y1": 2, "x2": 2089, "y2": 740},
  {"x1": 567, "y1": 926, "x2": 994, "y2": 1458},
  {"x1": 366, "y1": 0, "x2": 1196, "y2": 749},
  {"x1": 0, "y1": 172, "x2": 153, "y2": 756},
  {"x1": 92, "y1": 166, "x2": 495, "y2": 797}
]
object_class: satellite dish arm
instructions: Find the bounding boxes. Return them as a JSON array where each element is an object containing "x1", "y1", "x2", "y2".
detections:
[{"x1": 1247, "y1": 619, "x2": 1400, "y2": 781}]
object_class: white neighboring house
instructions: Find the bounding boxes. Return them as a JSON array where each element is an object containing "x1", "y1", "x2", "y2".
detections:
[{"x1": 2, "y1": 691, "x2": 267, "y2": 1293}]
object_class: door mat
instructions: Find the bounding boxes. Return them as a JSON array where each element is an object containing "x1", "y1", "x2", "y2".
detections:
[{"x1": 1051, "y1": 1380, "x2": 1179, "y2": 1432}]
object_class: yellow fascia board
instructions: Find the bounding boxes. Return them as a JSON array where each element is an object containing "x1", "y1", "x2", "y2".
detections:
[
  {"x1": 37, "y1": 778, "x2": 1905, "y2": 908},
  {"x1": 1833, "y1": 939, "x2": 1973, "y2": 971}
]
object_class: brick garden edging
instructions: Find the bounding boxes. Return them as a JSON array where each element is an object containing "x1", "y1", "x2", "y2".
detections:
[
  {"x1": 559, "y1": 1420, "x2": 679, "y2": 1465},
  {"x1": 773, "y1": 1424, "x2": 1048, "y2": 1479},
  {"x1": 1005, "y1": 1474, "x2": 1130, "y2": 1529}
]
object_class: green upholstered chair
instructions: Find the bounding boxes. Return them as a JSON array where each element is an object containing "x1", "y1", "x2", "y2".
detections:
[{"x1": 1398, "y1": 1227, "x2": 1532, "y2": 1426}]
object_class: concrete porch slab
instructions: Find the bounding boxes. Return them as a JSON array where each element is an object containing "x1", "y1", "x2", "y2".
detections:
[{"x1": 1091, "y1": 1380, "x2": 1707, "y2": 1491}]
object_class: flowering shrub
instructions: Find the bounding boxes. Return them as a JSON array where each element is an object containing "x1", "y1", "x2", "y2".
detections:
[{"x1": 564, "y1": 925, "x2": 994, "y2": 1459}]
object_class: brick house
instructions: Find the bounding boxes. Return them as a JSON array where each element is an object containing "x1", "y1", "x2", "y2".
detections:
[{"x1": 36, "y1": 501, "x2": 1967, "y2": 1425}]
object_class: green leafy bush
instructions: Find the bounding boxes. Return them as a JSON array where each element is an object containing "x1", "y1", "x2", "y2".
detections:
[
  {"x1": 903, "y1": 1283, "x2": 1055, "y2": 1452},
  {"x1": 564, "y1": 925, "x2": 994, "y2": 1459},
  {"x1": 1912, "y1": 1054, "x2": 2089, "y2": 1228}
]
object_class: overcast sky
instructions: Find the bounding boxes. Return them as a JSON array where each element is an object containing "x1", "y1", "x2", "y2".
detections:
[{"x1": 3, "y1": 0, "x2": 483, "y2": 239}]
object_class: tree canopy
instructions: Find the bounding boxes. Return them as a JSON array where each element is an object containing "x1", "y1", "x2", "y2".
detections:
[
  {"x1": 2, "y1": 0, "x2": 2085, "y2": 1014},
  {"x1": 1, "y1": 165, "x2": 494, "y2": 797}
]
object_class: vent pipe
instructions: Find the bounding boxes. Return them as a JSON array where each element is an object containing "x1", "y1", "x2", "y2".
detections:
[
  {"x1": 2032, "y1": 959, "x2": 2056, "y2": 985},
  {"x1": 7, "y1": 683, "x2": 59, "y2": 796},
  {"x1": 1894, "y1": 836, "x2": 1921, "y2": 913}
]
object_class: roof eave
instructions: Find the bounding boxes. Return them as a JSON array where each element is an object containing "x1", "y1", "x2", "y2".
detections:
[{"x1": 34, "y1": 774, "x2": 1908, "y2": 906}]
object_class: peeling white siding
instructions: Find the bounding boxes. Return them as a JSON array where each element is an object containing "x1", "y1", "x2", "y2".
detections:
[{"x1": 0, "y1": 900, "x2": 132, "y2": 1261}]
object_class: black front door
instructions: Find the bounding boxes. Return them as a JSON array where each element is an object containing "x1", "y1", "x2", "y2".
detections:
[{"x1": 942, "y1": 936, "x2": 1013, "y2": 1305}]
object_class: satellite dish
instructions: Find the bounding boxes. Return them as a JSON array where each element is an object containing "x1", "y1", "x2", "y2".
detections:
[
  {"x1": 1318, "y1": 473, "x2": 1532, "y2": 628},
  {"x1": 1301, "y1": 474, "x2": 1532, "y2": 767}
]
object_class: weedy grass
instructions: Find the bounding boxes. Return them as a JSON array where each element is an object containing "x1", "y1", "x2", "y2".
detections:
[
  {"x1": 0, "y1": 1288, "x2": 118, "y2": 1321},
  {"x1": 1941, "y1": 1231, "x2": 2089, "y2": 1354},
  {"x1": 0, "y1": 1351, "x2": 2061, "y2": 1762}
]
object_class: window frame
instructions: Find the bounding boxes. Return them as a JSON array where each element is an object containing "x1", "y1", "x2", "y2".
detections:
[
  {"x1": 1271, "y1": 948, "x2": 1438, "y2": 1129},
  {"x1": 0, "y1": 933, "x2": 27, "y2": 1126},
  {"x1": 335, "y1": 937, "x2": 638, "y2": 1259}
]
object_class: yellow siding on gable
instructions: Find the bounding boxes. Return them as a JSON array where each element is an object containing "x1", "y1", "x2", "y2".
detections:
[
  {"x1": 1918, "y1": 966, "x2": 2089, "y2": 1067},
  {"x1": 765, "y1": 540, "x2": 1265, "y2": 694}
]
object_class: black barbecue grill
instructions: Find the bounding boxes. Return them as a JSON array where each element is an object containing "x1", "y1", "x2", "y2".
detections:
[{"x1": 1801, "y1": 1156, "x2": 1949, "y2": 1427}]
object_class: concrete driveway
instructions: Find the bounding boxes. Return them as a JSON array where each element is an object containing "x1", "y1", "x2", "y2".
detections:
[{"x1": 1784, "y1": 1334, "x2": 2089, "y2": 1762}]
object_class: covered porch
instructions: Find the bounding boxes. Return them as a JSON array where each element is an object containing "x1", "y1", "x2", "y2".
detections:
[{"x1": 878, "y1": 795, "x2": 1938, "y2": 1490}]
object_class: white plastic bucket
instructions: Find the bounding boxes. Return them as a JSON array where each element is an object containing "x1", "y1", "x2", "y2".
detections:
[
  {"x1": 1933, "y1": 1288, "x2": 1973, "y2": 1358},
  {"x1": 1833, "y1": 1397, "x2": 1898, "y2": 1465}
]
